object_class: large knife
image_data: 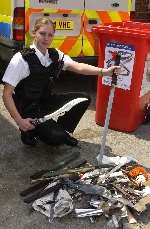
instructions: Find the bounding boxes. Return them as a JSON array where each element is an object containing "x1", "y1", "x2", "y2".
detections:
[{"x1": 32, "y1": 97, "x2": 88, "y2": 125}]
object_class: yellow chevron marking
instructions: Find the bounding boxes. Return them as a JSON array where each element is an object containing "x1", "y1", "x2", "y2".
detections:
[
  {"x1": 83, "y1": 42, "x2": 95, "y2": 56},
  {"x1": 85, "y1": 10, "x2": 99, "y2": 19},
  {"x1": 82, "y1": 35, "x2": 95, "y2": 56},
  {"x1": 0, "y1": 1, "x2": 11, "y2": 15},
  {"x1": 68, "y1": 35, "x2": 82, "y2": 57},
  {"x1": 25, "y1": 32, "x2": 32, "y2": 47},
  {"x1": 71, "y1": 9, "x2": 83, "y2": 15},
  {"x1": 128, "y1": 0, "x2": 132, "y2": 11},
  {"x1": 25, "y1": 0, "x2": 30, "y2": 9},
  {"x1": 50, "y1": 38, "x2": 64, "y2": 49},
  {"x1": 43, "y1": 8, "x2": 58, "y2": 13},
  {"x1": 108, "y1": 11, "x2": 122, "y2": 22},
  {"x1": 0, "y1": 14, "x2": 11, "y2": 23}
]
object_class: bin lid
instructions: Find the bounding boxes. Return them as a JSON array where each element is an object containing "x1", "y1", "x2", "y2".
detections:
[{"x1": 92, "y1": 21, "x2": 150, "y2": 39}]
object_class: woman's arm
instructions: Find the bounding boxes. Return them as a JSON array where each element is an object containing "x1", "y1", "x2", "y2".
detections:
[
  {"x1": 3, "y1": 83, "x2": 35, "y2": 131},
  {"x1": 66, "y1": 61, "x2": 120, "y2": 76}
]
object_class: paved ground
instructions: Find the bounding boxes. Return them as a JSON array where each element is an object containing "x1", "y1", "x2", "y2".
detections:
[{"x1": 0, "y1": 75, "x2": 150, "y2": 229}]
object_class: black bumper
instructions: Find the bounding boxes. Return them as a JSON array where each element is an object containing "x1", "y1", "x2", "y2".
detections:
[
  {"x1": 72, "y1": 56, "x2": 98, "y2": 66},
  {"x1": 0, "y1": 37, "x2": 24, "y2": 78},
  {"x1": 0, "y1": 37, "x2": 24, "y2": 63}
]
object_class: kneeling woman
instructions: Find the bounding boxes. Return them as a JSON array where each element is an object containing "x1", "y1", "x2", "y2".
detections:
[{"x1": 2, "y1": 17, "x2": 120, "y2": 147}]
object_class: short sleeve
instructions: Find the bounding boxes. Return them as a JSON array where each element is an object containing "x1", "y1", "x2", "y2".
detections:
[
  {"x1": 57, "y1": 49, "x2": 73, "y2": 70},
  {"x1": 2, "y1": 52, "x2": 30, "y2": 87}
]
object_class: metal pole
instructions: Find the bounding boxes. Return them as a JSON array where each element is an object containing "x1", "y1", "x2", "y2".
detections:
[
  {"x1": 97, "y1": 85, "x2": 116, "y2": 164},
  {"x1": 97, "y1": 53, "x2": 121, "y2": 165}
]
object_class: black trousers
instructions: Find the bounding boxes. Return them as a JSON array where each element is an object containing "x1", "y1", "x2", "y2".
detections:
[{"x1": 15, "y1": 92, "x2": 91, "y2": 145}]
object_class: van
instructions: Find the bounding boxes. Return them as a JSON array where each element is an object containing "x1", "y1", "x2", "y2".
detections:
[{"x1": 0, "y1": 0, "x2": 131, "y2": 77}]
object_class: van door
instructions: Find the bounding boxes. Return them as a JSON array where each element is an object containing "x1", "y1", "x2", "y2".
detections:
[
  {"x1": 82, "y1": 0, "x2": 130, "y2": 61},
  {"x1": 25, "y1": 0, "x2": 84, "y2": 57}
]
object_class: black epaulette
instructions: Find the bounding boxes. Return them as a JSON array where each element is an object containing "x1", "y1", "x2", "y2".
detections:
[
  {"x1": 48, "y1": 48, "x2": 59, "y2": 63},
  {"x1": 20, "y1": 48, "x2": 36, "y2": 61},
  {"x1": 21, "y1": 48, "x2": 59, "y2": 63}
]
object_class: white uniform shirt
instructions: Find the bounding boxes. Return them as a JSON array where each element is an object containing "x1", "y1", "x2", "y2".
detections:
[{"x1": 2, "y1": 44, "x2": 73, "y2": 87}]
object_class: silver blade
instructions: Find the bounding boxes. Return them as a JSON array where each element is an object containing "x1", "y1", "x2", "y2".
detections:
[{"x1": 39, "y1": 97, "x2": 88, "y2": 123}]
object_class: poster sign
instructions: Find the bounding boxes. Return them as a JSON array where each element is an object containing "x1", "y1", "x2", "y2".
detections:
[{"x1": 103, "y1": 42, "x2": 135, "y2": 90}]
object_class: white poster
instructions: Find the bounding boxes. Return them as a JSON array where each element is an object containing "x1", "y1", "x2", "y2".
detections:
[{"x1": 103, "y1": 42, "x2": 135, "y2": 90}]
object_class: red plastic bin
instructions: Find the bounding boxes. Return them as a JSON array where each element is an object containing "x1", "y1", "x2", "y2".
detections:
[{"x1": 93, "y1": 21, "x2": 150, "y2": 132}]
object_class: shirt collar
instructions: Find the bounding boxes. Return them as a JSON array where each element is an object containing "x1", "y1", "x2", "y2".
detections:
[{"x1": 30, "y1": 43, "x2": 49, "y2": 60}]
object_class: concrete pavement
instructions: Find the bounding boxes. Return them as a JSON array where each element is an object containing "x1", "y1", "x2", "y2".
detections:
[{"x1": 0, "y1": 76, "x2": 150, "y2": 229}]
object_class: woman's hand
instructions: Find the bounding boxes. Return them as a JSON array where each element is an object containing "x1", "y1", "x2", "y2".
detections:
[
  {"x1": 102, "y1": 66, "x2": 121, "y2": 77},
  {"x1": 16, "y1": 117, "x2": 35, "y2": 132}
]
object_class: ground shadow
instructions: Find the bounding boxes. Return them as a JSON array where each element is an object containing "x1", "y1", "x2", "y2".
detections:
[
  {"x1": 105, "y1": 123, "x2": 150, "y2": 141},
  {"x1": 130, "y1": 122, "x2": 150, "y2": 141}
]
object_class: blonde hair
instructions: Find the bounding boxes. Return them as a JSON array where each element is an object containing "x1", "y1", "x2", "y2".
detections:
[{"x1": 32, "y1": 17, "x2": 56, "y2": 33}]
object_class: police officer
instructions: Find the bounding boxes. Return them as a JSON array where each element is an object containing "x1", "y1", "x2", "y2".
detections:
[{"x1": 2, "y1": 17, "x2": 120, "y2": 147}]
